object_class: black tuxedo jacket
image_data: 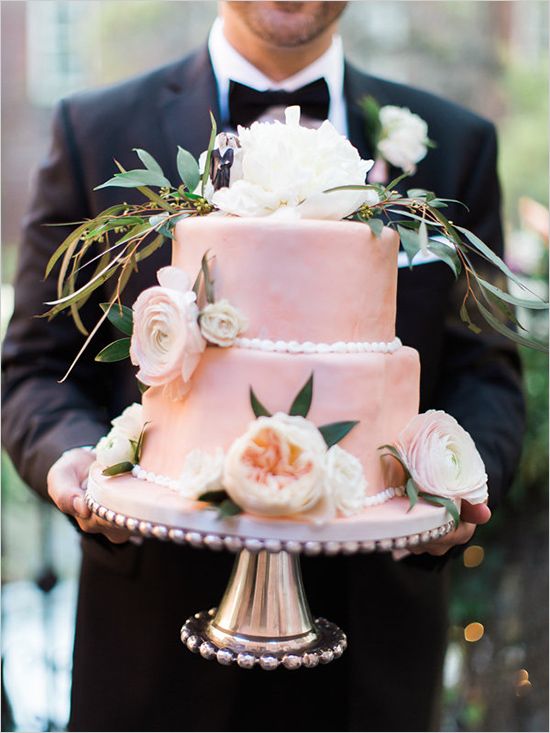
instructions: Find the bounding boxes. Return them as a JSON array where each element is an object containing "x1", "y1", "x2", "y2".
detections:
[{"x1": 2, "y1": 48, "x2": 524, "y2": 732}]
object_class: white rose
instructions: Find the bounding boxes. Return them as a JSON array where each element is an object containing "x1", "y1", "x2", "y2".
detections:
[
  {"x1": 179, "y1": 448, "x2": 225, "y2": 500},
  {"x1": 199, "y1": 300, "x2": 248, "y2": 347},
  {"x1": 110, "y1": 403, "x2": 144, "y2": 440},
  {"x1": 377, "y1": 105, "x2": 429, "y2": 174},
  {"x1": 130, "y1": 266, "x2": 206, "y2": 399},
  {"x1": 324, "y1": 445, "x2": 367, "y2": 517},
  {"x1": 96, "y1": 431, "x2": 135, "y2": 468},
  {"x1": 395, "y1": 410, "x2": 488, "y2": 504},
  {"x1": 209, "y1": 106, "x2": 375, "y2": 220},
  {"x1": 223, "y1": 412, "x2": 328, "y2": 518}
]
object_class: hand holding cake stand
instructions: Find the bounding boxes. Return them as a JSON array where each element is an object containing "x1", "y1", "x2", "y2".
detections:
[{"x1": 86, "y1": 464, "x2": 456, "y2": 670}]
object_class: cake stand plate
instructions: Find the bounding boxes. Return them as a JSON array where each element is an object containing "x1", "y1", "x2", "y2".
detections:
[{"x1": 86, "y1": 464, "x2": 456, "y2": 670}]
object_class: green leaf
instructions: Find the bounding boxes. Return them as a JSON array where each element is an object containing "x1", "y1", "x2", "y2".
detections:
[
  {"x1": 426, "y1": 239, "x2": 462, "y2": 279},
  {"x1": 386, "y1": 170, "x2": 412, "y2": 190},
  {"x1": 454, "y1": 224, "x2": 540, "y2": 298},
  {"x1": 217, "y1": 500, "x2": 243, "y2": 518},
  {"x1": 102, "y1": 461, "x2": 134, "y2": 476},
  {"x1": 100, "y1": 302, "x2": 133, "y2": 335},
  {"x1": 367, "y1": 218, "x2": 384, "y2": 238},
  {"x1": 289, "y1": 373, "x2": 314, "y2": 417},
  {"x1": 378, "y1": 444, "x2": 408, "y2": 471},
  {"x1": 476, "y1": 300, "x2": 548, "y2": 353},
  {"x1": 134, "y1": 421, "x2": 149, "y2": 463},
  {"x1": 44, "y1": 220, "x2": 90, "y2": 279},
  {"x1": 419, "y1": 492, "x2": 460, "y2": 529},
  {"x1": 359, "y1": 94, "x2": 382, "y2": 146},
  {"x1": 407, "y1": 188, "x2": 434, "y2": 201},
  {"x1": 177, "y1": 147, "x2": 201, "y2": 192},
  {"x1": 135, "y1": 233, "x2": 165, "y2": 263},
  {"x1": 137, "y1": 379, "x2": 150, "y2": 394},
  {"x1": 201, "y1": 251, "x2": 215, "y2": 304},
  {"x1": 201, "y1": 111, "x2": 217, "y2": 195},
  {"x1": 249, "y1": 387, "x2": 272, "y2": 418},
  {"x1": 318, "y1": 420, "x2": 359, "y2": 448},
  {"x1": 198, "y1": 489, "x2": 228, "y2": 503},
  {"x1": 397, "y1": 225, "x2": 421, "y2": 267},
  {"x1": 459, "y1": 301, "x2": 482, "y2": 335},
  {"x1": 95, "y1": 337, "x2": 131, "y2": 362},
  {"x1": 95, "y1": 169, "x2": 171, "y2": 190},
  {"x1": 132, "y1": 149, "x2": 167, "y2": 180},
  {"x1": 477, "y1": 276, "x2": 548, "y2": 310},
  {"x1": 406, "y1": 477, "x2": 418, "y2": 511}
]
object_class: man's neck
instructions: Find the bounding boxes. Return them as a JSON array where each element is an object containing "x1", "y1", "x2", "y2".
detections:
[{"x1": 221, "y1": 14, "x2": 337, "y2": 81}]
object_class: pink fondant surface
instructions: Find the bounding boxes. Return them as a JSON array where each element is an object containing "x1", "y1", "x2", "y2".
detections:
[
  {"x1": 87, "y1": 464, "x2": 451, "y2": 543},
  {"x1": 173, "y1": 217, "x2": 399, "y2": 343},
  {"x1": 139, "y1": 346, "x2": 420, "y2": 496}
]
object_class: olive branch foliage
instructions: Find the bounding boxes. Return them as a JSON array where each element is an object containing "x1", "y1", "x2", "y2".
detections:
[{"x1": 42, "y1": 111, "x2": 547, "y2": 383}]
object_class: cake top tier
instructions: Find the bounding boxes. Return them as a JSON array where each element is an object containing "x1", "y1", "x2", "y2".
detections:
[{"x1": 173, "y1": 217, "x2": 398, "y2": 344}]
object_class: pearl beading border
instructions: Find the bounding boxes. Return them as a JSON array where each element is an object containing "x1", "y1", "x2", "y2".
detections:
[
  {"x1": 84, "y1": 490, "x2": 455, "y2": 555},
  {"x1": 233, "y1": 336, "x2": 402, "y2": 354},
  {"x1": 181, "y1": 610, "x2": 347, "y2": 670},
  {"x1": 131, "y1": 463, "x2": 404, "y2": 509}
]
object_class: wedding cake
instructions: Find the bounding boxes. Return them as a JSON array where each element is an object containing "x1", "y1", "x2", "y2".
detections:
[{"x1": 72, "y1": 106, "x2": 499, "y2": 542}]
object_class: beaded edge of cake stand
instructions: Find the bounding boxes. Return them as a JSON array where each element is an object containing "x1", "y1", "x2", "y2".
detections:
[
  {"x1": 180, "y1": 609, "x2": 347, "y2": 670},
  {"x1": 84, "y1": 492, "x2": 455, "y2": 555}
]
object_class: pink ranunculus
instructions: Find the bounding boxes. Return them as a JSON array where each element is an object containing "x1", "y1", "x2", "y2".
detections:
[
  {"x1": 130, "y1": 266, "x2": 206, "y2": 399},
  {"x1": 395, "y1": 410, "x2": 488, "y2": 504}
]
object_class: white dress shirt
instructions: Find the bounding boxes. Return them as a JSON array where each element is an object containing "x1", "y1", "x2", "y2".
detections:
[{"x1": 207, "y1": 17, "x2": 348, "y2": 136}]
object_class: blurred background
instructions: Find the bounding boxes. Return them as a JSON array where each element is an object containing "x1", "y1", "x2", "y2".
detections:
[{"x1": 1, "y1": 1, "x2": 548, "y2": 731}]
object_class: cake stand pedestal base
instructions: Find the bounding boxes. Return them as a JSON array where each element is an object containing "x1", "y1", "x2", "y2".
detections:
[{"x1": 180, "y1": 549, "x2": 346, "y2": 670}]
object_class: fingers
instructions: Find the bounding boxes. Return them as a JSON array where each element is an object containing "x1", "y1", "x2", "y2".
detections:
[
  {"x1": 47, "y1": 448, "x2": 130, "y2": 544},
  {"x1": 460, "y1": 500, "x2": 491, "y2": 525},
  {"x1": 75, "y1": 514, "x2": 131, "y2": 544},
  {"x1": 409, "y1": 521, "x2": 476, "y2": 556}
]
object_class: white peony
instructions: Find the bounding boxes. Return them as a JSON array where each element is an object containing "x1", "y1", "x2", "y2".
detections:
[
  {"x1": 395, "y1": 410, "x2": 488, "y2": 504},
  {"x1": 209, "y1": 106, "x2": 376, "y2": 220},
  {"x1": 223, "y1": 412, "x2": 329, "y2": 518},
  {"x1": 199, "y1": 299, "x2": 249, "y2": 347},
  {"x1": 96, "y1": 431, "x2": 135, "y2": 468},
  {"x1": 324, "y1": 445, "x2": 368, "y2": 517},
  {"x1": 179, "y1": 448, "x2": 225, "y2": 500},
  {"x1": 377, "y1": 105, "x2": 430, "y2": 174},
  {"x1": 110, "y1": 403, "x2": 144, "y2": 440},
  {"x1": 130, "y1": 266, "x2": 206, "y2": 400}
]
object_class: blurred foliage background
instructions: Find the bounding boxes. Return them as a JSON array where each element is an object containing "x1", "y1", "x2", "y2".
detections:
[{"x1": 1, "y1": 2, "x2": 548, "y2": 731}]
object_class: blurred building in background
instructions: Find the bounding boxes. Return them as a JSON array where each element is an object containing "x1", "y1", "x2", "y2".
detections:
[{"x1": 1, "y1": 2, "x2": 548, "y2": 732}]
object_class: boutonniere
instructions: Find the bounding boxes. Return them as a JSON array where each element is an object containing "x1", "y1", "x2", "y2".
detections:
[{"x1": 360, "y1": 95, "x2": 435, "y2": 183}]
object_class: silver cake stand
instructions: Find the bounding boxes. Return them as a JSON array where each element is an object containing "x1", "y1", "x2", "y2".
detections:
[{"x1": 86, "y1": 464, "x2": 455, "y2": 671}]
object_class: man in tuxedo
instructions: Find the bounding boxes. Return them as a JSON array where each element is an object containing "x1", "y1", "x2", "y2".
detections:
[{"x1": 2, "y1": 2, "x2": 523, "y2": 730}]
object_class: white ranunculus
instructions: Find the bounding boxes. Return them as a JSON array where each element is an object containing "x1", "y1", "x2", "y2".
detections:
[
  {"x1": 199, "y1": 299, "x2": 249, "y2": 347},
  {"x1": 324, "y1": 445, "x2": 367, "y2": 517},
  {"x1": 395, "y1": 410, "x2": 488, "y2": 504},
  {"x1": 223, "y1": 412, "x2": 329, "y2": 518},
  {"x1": 130, "y1": 266, "x2": 206, "y2": 400},
  {"x1": 179, "y1": 448, "x2": 225, "y2": 500},
  {"x1": 110, "y1": 403, "x2": 144, "y2": 440},
  {"x1": 377, "y1": 105, "x2": 430, "y2": 174},
  {"x1": 208, "y1": 106, "x2": 375, "y2": 220},
  {"x1": 96, "y1": 431, "x2": 135, "y2": 468}
]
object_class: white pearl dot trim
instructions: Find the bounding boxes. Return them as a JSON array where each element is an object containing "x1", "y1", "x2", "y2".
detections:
[
  {"x1": 132, "y1": 464, "x2": 403, "y2": 509},
  {"x1": 233, "y1": 336, "x2": 402, "y2": 355}
]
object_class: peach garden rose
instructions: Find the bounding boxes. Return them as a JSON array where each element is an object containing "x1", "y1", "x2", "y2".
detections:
[
  {"x1": 223, "y1": 413, "x2": 329, "y2": 518},
  {"x1": 130, "y1": 266, "x2": 206, "y2": 399}
]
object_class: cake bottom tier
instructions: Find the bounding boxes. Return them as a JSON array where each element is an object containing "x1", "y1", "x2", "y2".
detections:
[{"x1": 140, "y1": 345, "x2": 420, "y2": 497}]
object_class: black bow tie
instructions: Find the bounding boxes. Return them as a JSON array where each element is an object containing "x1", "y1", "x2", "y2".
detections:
[{"x1": 228, "y1": 78, "x2": 330, "y2": 129}]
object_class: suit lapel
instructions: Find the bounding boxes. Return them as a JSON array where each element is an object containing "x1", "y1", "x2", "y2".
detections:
[{"x1": 158, "y1": 47, "x2": 221, "y2": 183}]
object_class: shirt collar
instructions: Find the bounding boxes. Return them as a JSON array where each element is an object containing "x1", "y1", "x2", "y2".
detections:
[{"x1": 207, "y1": 16, "x2": 346, "y2": 133}]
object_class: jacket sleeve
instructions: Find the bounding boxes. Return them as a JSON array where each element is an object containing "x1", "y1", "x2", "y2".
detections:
[
  {"x1": 2, "y1": 100, "x2": 111, "y2": 499},
  {"x1": 433, "y1": 121, "x2": 525, "y2": 511}
]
